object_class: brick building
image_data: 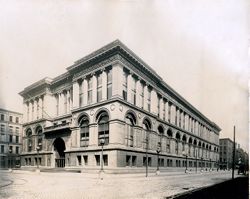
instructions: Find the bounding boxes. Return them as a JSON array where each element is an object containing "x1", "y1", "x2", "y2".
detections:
[{"x1": 0, "y1": 108, "x2": 22, "y2": 168}]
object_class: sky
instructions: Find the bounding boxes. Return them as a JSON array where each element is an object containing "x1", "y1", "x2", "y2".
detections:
[{"x1": 0, "y1": 0, "x2": 249, "y2": 152}]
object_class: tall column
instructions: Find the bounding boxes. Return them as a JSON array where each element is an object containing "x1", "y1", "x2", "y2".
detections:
[
  {"x1": 102, "y1": 70, "x2": 107, "y2": 101},
  {"x1": 72, "y1": 81, "x2": 80, "y2": 109},
  {"x1": 92, "y1": 74, "x2": 97, "y2": 104},
  {"x1": 151, "y1": 89, "x2": 158, "y2": 115},
  {"x1": 112, "y1": 63, "x2": 123, "y2": 98},
  {"x1": 143, "y1": 84, "x2": 148, "y2": 110},
  {"x1": 34, "y1": 100, "x2": 37, "y2": 120},
  {"x1": 164, "y1": 100, "x2": 168, "y2": 122},
  {"x1": 67, "y1": 90, "x2": 70, "y2": 113},
  {"x1": 28, "y1": 101, "x2": 32, "y2": 122},
  {"x1": 171, "y1": 104, "x2": 175, "y2": 124},
  {"x1": 23, "y1": 103, "x2": 27, "y2": 123},
  {"x1": 136, "y1": 79, "x2": 142, "y2": 108},
  {"x1": 38, "y1": 97, "x2": 43, "y2": 119},
  {"x1": 159, "y1": 97, "x2": 164, "y2": 119}
]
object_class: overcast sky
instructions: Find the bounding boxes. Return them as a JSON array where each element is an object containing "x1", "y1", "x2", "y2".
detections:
[{"x1": 0, "y1": 0, "x2": 249, "y2": 152}]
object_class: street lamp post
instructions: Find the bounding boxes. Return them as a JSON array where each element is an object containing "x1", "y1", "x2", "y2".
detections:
[
  {"x1": 145, "y1": 135, "x2": 149, "y2": 177},
  {"x1": 8, "y1": 148, "x2": 12, "y2": 172},
  {"x1": 201, "y1": 157, "x2": 203, "y2": 172},
  {"x1": 99, "y1": 138, "x2": 105, "y2": 180},
  {"x1": 156, "y1": 145, "x2": 161, "y2": 175},
  {"x1": 195, "y1": 149, "x2": 198, "y2": 173},
  {"x1": 182, "y1": 151, "x2": 188, "y2": 173}
]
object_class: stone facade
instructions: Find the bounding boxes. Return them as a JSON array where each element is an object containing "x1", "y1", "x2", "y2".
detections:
[
  {"x1": 219, "y1": 138, "x2": 234, "y2": 170},
  {"x1": 0, "y1": 108, "x2": 23, "y2": 168},
  {"x1": 19, "y1": 40, "x2": 220, "y2": 172}
]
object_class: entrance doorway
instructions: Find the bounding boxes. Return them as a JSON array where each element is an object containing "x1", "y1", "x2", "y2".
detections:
[{"x1": 53, "y1": 137, "x2": 66, "y2": 168}]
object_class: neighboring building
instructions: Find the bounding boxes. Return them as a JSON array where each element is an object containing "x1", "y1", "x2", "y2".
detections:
[
  {"x1": 19, "y1": 40, "x2": 220, "y2": 172},
  {"x1": 219, "y1": 138, "x2": 234, "y2": 170},
  {"x1": 236, "y1": 146, "x2": 249, "y2": 168},
  {"x1": 0, "y1": 108, "x2": 22, "y2": 168}
]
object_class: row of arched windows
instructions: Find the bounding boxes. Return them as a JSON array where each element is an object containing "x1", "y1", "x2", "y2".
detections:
[{"x1": 25, "y1": 126, "x2": 43, "y2": 152}]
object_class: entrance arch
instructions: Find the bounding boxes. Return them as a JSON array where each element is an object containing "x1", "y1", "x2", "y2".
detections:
[{"x1": 53, "y1": 137, "x2": 66, "y2": 168}]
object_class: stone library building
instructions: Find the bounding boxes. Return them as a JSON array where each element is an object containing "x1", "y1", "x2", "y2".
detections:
[{"x1": 19, "y1": 40, "x2": 220, "y2": 173}]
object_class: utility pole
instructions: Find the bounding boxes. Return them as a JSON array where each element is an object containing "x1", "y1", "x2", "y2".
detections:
[{"x1": 232, "y1": 126, "x2": 236, "y2": 179}]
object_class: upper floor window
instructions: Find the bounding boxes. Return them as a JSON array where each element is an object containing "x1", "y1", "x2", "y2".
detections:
[
  {"x1": 36, "y1": 99, "x2": 39, "y2": 119},
  {"x1": 9, "y1": 135, "x2": 13, "y2": 142},
  {"x1": 79, "y1": 115, "x2": 89, "y2": 147},
  {"x1": 56, "y1": 94, "x2": 59, "y2": 116},
  {"x1": 131, "y1": 77, "x2": 136, "y2": 105},
  {"x1": 122, "y1": 71, "x2": 128, "y2": 100},
  {"x1": 97, "y1": 111, "x2": 109, "y2": 146},
  {"x1": 15, "y1": 127, "x2": 19, "y2": 134},
  {"x1": 97, "y1": 73, "x2": 102, "y2": 102},
  {"x1": 163, "y1": 100, "x2": 166, "y2": 120},
  {"x1": 9, "y1": 126, "x2": 13, "y2": 133},
  {"x1": 141, "y1": 83, "x2": 145, "y2": 109},
  {"x1": 16, "y1": 136, "x2": 19, "y2": 143},
  {"x1": 157, "y1": 96, "x2": 160, "y2": 117},
  {"x1": 63, "y1": 92, "x2": 67, "y2": 114},
  {"x1": 147, "y1": 88, "x2": 151, "y2": 112},
  {"x1": 87, "y1": 77, "x2": 93, "y2": 104},
  {"x1": 0, "y1": 114, "x2": 4, "y2": 121},
  {"x1": 9, "y1": 145, "x2": 13, "y2": 153},
  {"x1": 142, "y1": 118, "x2": 151, "y2": 149},
  {"x1": 9, "y1": 116, "x2": 13, "y2": 122},
  {"x1": 79, "y1": 81, "x2": 83, "y2": 107},
  {"x1": 107, "y1": 69, "x2": 112, "y2": 99},
  {"x1": 0, "y1": 124, "x2": 5, "y2": 132},
  {"x1": 168, "y1": 102, "x2": 171, "y2": 123},
  {"x1": 16, "y1": 117, "x2": 19, "y2": 124}
]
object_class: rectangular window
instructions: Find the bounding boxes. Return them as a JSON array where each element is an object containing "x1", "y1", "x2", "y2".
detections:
[
  {"x1": 179, "y1": 110, "x2": 182, "y2": 127},
  {"x1": 126, "y1": 155, "x2": 131, "y2": 166},
  {"x1": 87, "y1": 77, "x2": 93, "y2": 104},
  {"x1": 9, "y1": 145, "x2": 13, "y2": 153},
  {"x1": 131, "y1": 77, "x2": 136, "y2": 105},
  {"x1": 148, "y1": 157, "x2": 152, "y2": 166},
  {"x1": 95, "y1": 155, "x2": 100, "y2": 166},
  {"x1": 103, "y1": 155, "x2": 108, "y2": 166},
  {"x1": 166, "y1": 139, "x2": 170, "y2": 153},
  {"x1": 16, "y1": 117, "x2": 19, "y2": 123},
  {"x1": 97, "y1": 73, "x2": 102, "y2": 102},
  {"x1": 168, "y1": 103, "x2": 171, "y2": 122},
  {"x1": 123, "y1": 71, "x2": 128, "y2": 100},
  {"x1": 157, "y1": 96, "x2": 160, "y2": 117},
  {"x1": 79, "y1": 81, "x2": 83, "y2": 107},
  {"x1": 9, "y1": 126, "x2": 13, "y2": 133},
  {"x1": 132, "y1": 156, "x2": 137, "y2": 166},
  {"x1": 9, "y1": 116, "x2": 13, "y2": 122},
  {"x1": 0, "y1": 124, "x2": 5, "y2": 132},
  {"x1": 141, "y1": 83, "x2": 144, "y2": 109},
  {"x1": 77, "y1": 155, "x2": 82, "y2": 166},
  {"x1": 0, "y1": 114, "x2": 4, "y2": 121},
  {"x1": 36, "y1": 99, "x2": 39, "y2": 119},
  {"x1": 16, "y1": 136, "x2": 19, "y2": 143},
  {"x1": 80, "y1": 132, "x2": 89, "y2": 147},
  {"x1": 16, "y1": 146, "x2": 19, "y2": 154},
  {"x1": 143, "y1": 157, "x2": 147, "y2": 166},
  {"x1": 175, "y1": 107, "x2": 178, "y2": 125},
  {"x1": 107, "y1": 69, "x2": 112, "y2": 99},
  {"x1": 160, "y1": 158, "x2": 164, "y2": 167},
  {"x1": 9, "y1": 135, "x2": 13, "y2": 143},
  {"x1": 15, "y1": 127, "x2": 19, "y2": 134},
  {"x1": 83, "y1": 155, "x2": 88, "y2": 166},
  {"x1": 1, "y1": 145, "x2": 4, "y2": 153},
  {"x1": 147, "y1": 88, "x2": 151, "y2": 111}
]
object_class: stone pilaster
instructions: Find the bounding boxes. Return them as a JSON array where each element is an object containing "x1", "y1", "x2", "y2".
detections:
[
  {"x1": 136, "y1": 80, "x2": 142, "y2": 108},
  {"x1": 83, "y1": 78, "x2": 87, "y2": 106},
  {"x1": 112, "y1": 63, "x2": 123, "y2": 98},
  {"x1": 151, "y1": 89, "x2": 158, "y2": 115},
  {"x1": 72, "y1": 81, "x2": 80, "y2": 109},
  {"x1": 127, "y1": 73, "x2": 132, "y2": 104},
  {"x1": 92, "y1": 74, "x2": 97, "y2": 104},
  {"x1": 143, "y1": 84, "x2": 148, "y2": 111}
]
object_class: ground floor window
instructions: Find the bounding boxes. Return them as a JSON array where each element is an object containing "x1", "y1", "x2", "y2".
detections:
[
  {"x1": 95, "y1": 155, "x2": 100, "y2": 166},
  {"x1": 143, "y1": 156, "x2": 152, "y2": 167},
  {"x1": 83, "y1": 155, "x2": 88, "y2": 166},
  {"x1": 77, "y1": 156, "x2": 82, "y2": 166},
  {"x1": 95, "y1": 154, "x2": 108, "y2": 166}
]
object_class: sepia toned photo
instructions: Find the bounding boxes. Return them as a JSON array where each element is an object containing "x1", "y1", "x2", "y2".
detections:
[{"x1": 0, "y1": 1, "x2": 249, "y2": 198}]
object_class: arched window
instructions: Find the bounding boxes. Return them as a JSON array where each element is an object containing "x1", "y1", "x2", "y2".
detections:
[
  {"x1": 125, "y1": 112, "x2": 136, "y2": 147},
  {"x1": 97, "y1": 111, "x2": 109, "y2": 145},
  {"x1": 157, "y1": 125, "x2": 164, "y2": 147},
  {"x1": 175, "y1": 132, "x2": 181, "y2": 154},
  {"x1": 79, "y1": 115, "x2": 89, "y2": 147},
  {"x1": 166, "y1": 129, "x2": 172, "y2": 153},
  {"x1": 36, "y1": 126, "x2": 43, "y2": 150},
  {"x1": 182, "y1": 135, "x2": 187, "y2": 151},
  {"x1": 26, "y1": 128, "x2": 32, "y2": 152},
  {"x1": 142, "y1": 118, "x2": 151, "y2": 150}
]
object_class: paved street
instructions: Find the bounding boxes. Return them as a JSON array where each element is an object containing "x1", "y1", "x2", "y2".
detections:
[{"x1": 0, "y1": 170, "x2": 236, "y2": 199}]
